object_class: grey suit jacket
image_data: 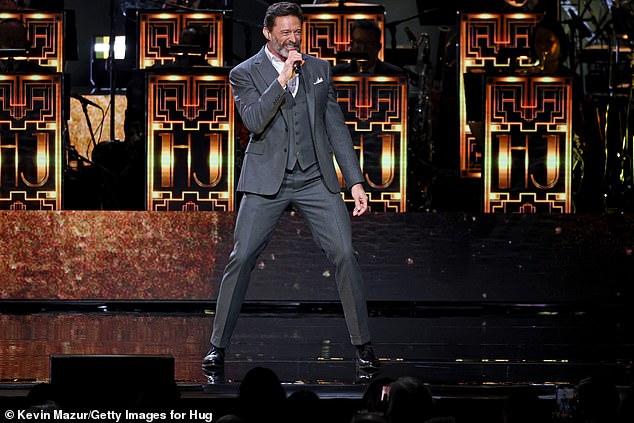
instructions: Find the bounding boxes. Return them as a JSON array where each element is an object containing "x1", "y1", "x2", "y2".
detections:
[{"x1": 230, "y1": 46, "x2": 364, "y2": 195}]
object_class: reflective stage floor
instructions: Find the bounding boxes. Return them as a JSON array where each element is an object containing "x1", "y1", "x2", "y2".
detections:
[
  {"x1": 1, "y1": 302, "x2": 633, "y2": 423},
  {"x1": 1, "y1": 301, "x2": 632, "y2": 387},
  {"x1": 1, "y1": 211, "x2": 633, "y2": 421}
]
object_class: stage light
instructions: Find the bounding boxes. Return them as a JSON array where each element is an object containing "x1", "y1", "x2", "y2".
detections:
[
  {"x1": 90, "y1": 35, "x2": 128, "y2": 91},
  {"x1": 92, "y1": 35, "x2": 126, "y2": 60}
]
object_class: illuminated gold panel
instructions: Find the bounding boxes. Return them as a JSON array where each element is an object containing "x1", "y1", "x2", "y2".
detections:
[
  {"x1": 0, "y1": 74, "x2": 63, "y2": 210},
  {"x1": 334, "y1": 75, "x2": 407, "y2": 212},
  {"x1": 484, "y1": 76, "x2": 572, "y2": 213},
  {"x1": 301, "y1": 3, "x2": 384, "y2": 66},
  {"x1": 459, "y1": 13, "x2": 543, "y2": 178},
  {"x1": 138, "y1": 11, "x2": 224, "y2": 69},
  {"x1": 147, "y1": 72, "x2": 234, "y2": 211},
  {"x1": 0, "y1": 12, "x2": 64, "y2": 72},
  {"x1": 67, "y1": 95, "x2": 127, "y2": 160}
]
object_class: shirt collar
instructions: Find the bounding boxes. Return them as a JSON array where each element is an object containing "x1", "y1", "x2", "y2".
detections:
[
  {"x1": 264, "y1": 44, "x2": 299, "y2": 96},
  {"x1": 265, "y1": 45, "x2": 285, "y2": 71}
]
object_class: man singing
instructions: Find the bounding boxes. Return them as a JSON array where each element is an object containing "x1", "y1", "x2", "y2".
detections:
[{"x1": 202, "y1": 1, "x2": 379, "y2": 379}]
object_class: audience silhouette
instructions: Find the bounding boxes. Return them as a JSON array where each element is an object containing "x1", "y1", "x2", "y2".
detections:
[
  {"x1": 16, "y1": 367, "x2": 633, "y2": 423},
  {"x1": 384, "y1": 376, "x2": 434, "y2": 423},
  {"x1": 618, "y1": 388, "x2": 633, "y2": 423},
  {"x1": 286, "y1": 388, "x2": 323, "y2": 423},
  {"x1": 220, "y1": 366, "x2": 288, "y2": 423},
  {"x1": 359, "y1": 376, "x2": 395, "y2": 415},
  {"x1": 351, "y1": 375, "x2": 460, "y2": 423},
  {"x1": 350, "y1": 412, "x2": 389, "y2": 423},
  {"x1": 502, "y1": 387, "x2": 546, "y2": 423},
  {"x1": 216, "y1": 415, "x2": 246, "y2": 423},
  {"x1": 24, "y1": 382, "x2": 60, "y2": 413},
  {"x1": 575, "y1": 375, "x2": 620, "y2": 423}
]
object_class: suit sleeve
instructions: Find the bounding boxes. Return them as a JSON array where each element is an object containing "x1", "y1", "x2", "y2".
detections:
[
  {"x1": 323, "y1": 66, "x2": 365, "y2": 188},
  {"x1": 229, "y1": 63, "x2": 286, "y2": 136}
]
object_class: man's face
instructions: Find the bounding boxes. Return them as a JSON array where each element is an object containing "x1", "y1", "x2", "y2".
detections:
[
  {"x1": 264, "y1": 15, "x2": 302, "y2": 59},
  {"x1": 350, "y1": 28, "x2": 380, "y2": 66},
  {"x1": 534, "y1": 27, "x2": 560, "y2": 62}
]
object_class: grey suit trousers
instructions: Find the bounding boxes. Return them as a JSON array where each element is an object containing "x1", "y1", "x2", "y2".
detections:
[{"x1": 210, "y1": 164, "x2": 371, "y2": 348}]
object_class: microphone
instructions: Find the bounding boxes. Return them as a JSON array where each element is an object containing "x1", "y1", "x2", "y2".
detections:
[
  {"x1": 293, "y1": 61, "x2": 302, "y2": 75},
  {"x1": 71, "y1": 93, "x2": 103, "y2": 110},
  {"x1": 287, "y1": 46, "x2": 302, "y2": 75},
  {"x1": 405, "y1": 27, "x2": 418, "y2": 45}
]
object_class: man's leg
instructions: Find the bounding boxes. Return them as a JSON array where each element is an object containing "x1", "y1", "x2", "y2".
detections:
[
  {"x1": 210, "y1": 192, "x2": 289, "y2": 348},
  {"x1": 294, "y1": 174, "x2": 379, "y2": 374},
  {"x1": 204, "y1": 191, "x2": 289, "y2": 376},
  {"x1": 292, "y1": 171, "x2": 372, "y2": 346}
]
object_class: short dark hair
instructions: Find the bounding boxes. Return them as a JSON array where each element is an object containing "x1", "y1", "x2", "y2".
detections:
[
  {"x1": 263, "y1": 2, "x2": 303, "y2": 30},
  {"x1": 179, "y1": 24, "x2": 210, "y2": 54},
  {"x1": 0, "y1": 18, "x2": 28, "y2": 50},
  {"x1": 531, "y1": 15, "x2": 569, "y2": 63},
  {"x1": 351, "y1": 19, "x2": 381, "y2": 44}
]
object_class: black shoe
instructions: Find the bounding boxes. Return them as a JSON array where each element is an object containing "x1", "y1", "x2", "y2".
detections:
[
  {"x1": 202, "y1": 345, "x2": 225, "y2": 373},
  {"x1": 204, "y1": 368, "x2": 226, "y2": 384},
  {"x1": 355, "y1": 367, "x2": 376, "y2": 384},
  {"x1": 355, "y1": 342, "x2": 380, "y2": 373}
]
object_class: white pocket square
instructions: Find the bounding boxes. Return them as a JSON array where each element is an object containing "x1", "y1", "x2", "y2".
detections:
[{"x1": 313, "y1": 77, "x2": 324, "y2": 85}]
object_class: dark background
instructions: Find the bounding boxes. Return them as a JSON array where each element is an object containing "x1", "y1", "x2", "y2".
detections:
[{"x1": 62, "y1": 0, "x2": 426, "y2": 91}]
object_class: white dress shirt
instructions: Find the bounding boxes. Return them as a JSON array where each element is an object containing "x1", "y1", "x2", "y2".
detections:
[{"x1": 265, "y1": 45, "x2": 299, "y2": 97}]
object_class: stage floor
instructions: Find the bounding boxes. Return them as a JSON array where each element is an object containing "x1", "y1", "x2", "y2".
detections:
[
  {"x1": 1, "y1": 302, "x2": 632, "y2": 388},
  {"x1": 1, "y1": 211, "x2": 633, "y2": 418}
]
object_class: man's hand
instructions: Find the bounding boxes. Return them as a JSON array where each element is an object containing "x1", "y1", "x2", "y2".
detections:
[
  {"x1": 351, "y1": 183, "x2": 368, "y2": 216},
  {"x1": 277, "y1": 49, "x2": 303, "y2": 87}
]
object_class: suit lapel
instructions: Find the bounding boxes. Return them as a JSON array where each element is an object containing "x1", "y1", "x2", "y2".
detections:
[
  {"x1": 253, "y1": 46, "x2": 291, "y2": 124},
  {"x1": 253, "y1": 46, "x2": 278, "y2": 88},
  {"x1": 301, "y1": 57, "x2": 317, "y2": 139}
]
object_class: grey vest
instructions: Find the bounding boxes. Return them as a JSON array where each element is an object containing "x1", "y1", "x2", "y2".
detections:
[{"x1": 284, "y1": 77, "x2": 317, "y2": 170}]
